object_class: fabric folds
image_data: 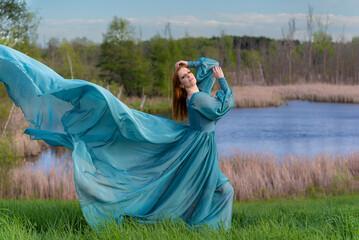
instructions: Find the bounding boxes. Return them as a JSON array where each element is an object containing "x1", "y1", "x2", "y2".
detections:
[{"x1": 0, "y1": 45, "x2": 235, "y2": 230}]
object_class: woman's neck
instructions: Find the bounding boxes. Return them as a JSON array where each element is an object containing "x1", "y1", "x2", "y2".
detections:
[{"x1": 185, "y1": 85, "x2": 200, "y2": 101}]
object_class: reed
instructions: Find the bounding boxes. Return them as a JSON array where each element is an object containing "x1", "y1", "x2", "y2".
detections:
[
  {"x1": 113, "y1": 83, "x2": 359, "y2": 110},
  {"x1": 4, "y1": 150, "x2": 359, "y2": 201},
  {"x1": 232, "y1": 83, "x2": 359, "y2": 108},
  {"x1": 9, "y1": 159, "x2": 77, "y2": 200},
  {"x1": 4, "y1": 106, "x2": 47, "y2": 157},
  {"x1": 219, "y1": 151, "x2": 359, "y2": 200}
]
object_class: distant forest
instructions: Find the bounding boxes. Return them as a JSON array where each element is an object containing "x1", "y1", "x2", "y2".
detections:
[{"x1": 11, "y1": 17, "x2": 359, "y2": 97}]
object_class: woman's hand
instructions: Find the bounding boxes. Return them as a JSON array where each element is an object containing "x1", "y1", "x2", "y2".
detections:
[
  {"x1": 212, "y1": 67, "x2": 224, "y2": 80},
  {"x1": 175, "y1": 60, "x2": 188, "y2": 69}
]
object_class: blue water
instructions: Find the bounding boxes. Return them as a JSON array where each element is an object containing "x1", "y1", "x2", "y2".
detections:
[
  {"x1": 28, "y1": 101, "x2": 359, "y2": 170},
  {"x1": 25, "y1": 147, "x2": 72, "y2": 173},
  {"x1": 215, "y1": 101, "x2": 359, "y2": 158}
]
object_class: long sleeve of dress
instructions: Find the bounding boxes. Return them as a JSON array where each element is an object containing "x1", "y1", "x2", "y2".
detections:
[
  {"x1": 187, "y1": 61, "x2": 201, "y2": 69},
  {"x1": 188, "y1": 57, "x2": 218, "y2": 94},
  {"x1": 191, "y1": 76, "x2": 235, "y2": 121},
  {"x1": 187, "y1": 57, "x2": 235, "y2": 121}
]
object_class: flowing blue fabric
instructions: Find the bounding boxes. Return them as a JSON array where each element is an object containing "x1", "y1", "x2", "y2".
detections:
[{"x1": 0, "y1": 45, "x2": 235, "y2": 230}]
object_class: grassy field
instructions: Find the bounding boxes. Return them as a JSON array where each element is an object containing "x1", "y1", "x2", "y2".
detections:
[{"x1": 1, "y1": 194, "x2": 359, "y2": 239}]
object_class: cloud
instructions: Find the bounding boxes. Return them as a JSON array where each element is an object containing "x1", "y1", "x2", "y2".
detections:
[
  {"x1": 217, "y1": 12, "x2": 359, "y2": 29},
  {"x1": 128, "y1": 15, "x2": 235, "y2": 27},
  {"x1": 44, "y1": 19, "x2": 107, "y2": 25},
  {"x1": 36, "y1": 13, "x2": 359, "y2": 44}
]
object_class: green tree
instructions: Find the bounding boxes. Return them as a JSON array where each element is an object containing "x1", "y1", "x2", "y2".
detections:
[
  {"x1": 0, "y1": 0, "x2": 39, "y2": 47},
  {"x1": 98, "y1": 17, "x2": 149, "y2": 96},
  {"x1": 313, "y1": 30, "x2": 333, "y2": 55},
  {"x1": 351, "y1": 37, "x2": 359, "y2": 84},
  {"x1": 313, "y1": 30, "x2": 333, "y2": 82},
  {"x1": 71, "y1": 37, "x2": 102, "y2": 82},
  {"x1": 146, "y1": 35, "x2": 170, "y2": 96},
  {"x1": 58, "y1": 40, "x2": 85, "y2": 79}
]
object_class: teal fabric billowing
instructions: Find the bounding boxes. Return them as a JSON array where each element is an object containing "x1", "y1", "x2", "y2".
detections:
[{"x1": 0, "y1": 45, "x2": 235, "y2": 230}]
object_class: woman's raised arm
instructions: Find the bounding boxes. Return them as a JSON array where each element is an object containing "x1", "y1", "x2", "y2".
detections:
[
  {"x1": 174, "y1": 60, "x2": 202, "y2": 69},
  {"x1": 213, "y1": 66, "x2": 230, "y2": 92}
]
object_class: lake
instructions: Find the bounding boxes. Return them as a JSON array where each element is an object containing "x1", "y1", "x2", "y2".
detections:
[
  {"x1": 26, "y1": 101, "x2": 359, "y2": 170},
  {"x1": 216, "y1": 101, "x2": 359, "y2": 158}
]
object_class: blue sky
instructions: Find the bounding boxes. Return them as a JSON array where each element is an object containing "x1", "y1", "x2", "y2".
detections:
[{"x1": 26, "y1": 0, "x2": 359, "y2": 45}]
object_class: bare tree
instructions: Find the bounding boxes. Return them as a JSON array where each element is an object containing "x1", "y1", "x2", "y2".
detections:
[
  {"x1": 306, "y1": 5, "x2": 315, "y2": 82},
  {"x1": 282, "y1": 17, "x2": 296, "y2": 83},
  {"x1": 219, "y1": 30, "x2": 226, "y2": 67},
  {"x1": 316, "y1": 14, "x2": 331, "y2": 82},
  {"x1": 164, "y1": 22, "x2": 172, "y2": 102},
  {"x1": 352, "y1": 37, "x2": 359, "y2": 84},
  {"x1": 137, "y1": 24, "x2": 143, "y2": 42},
  {"x1": 164, "y1": 22, "x2": 172, "y2": 39},
  {"x1": 234, "y1": 38, "x2": 241, "y2": 85},
  {"x1": 47, "y1": 37, "x2": 60, "y2": 67},
  {"x1": 334, "y1": 25, "x2": 345, "y2": 84}
]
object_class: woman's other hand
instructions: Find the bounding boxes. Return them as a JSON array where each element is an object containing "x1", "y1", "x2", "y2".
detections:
[
  {"x1": 175, "y1": 60, "x2": 188, "y2": 69},
  {"x1": 212, "y1": 67, "x2": 224, "y2": 80}
]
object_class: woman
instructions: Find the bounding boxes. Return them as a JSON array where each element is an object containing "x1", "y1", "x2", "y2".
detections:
[{"x1": 0, "y1": 45, "x2": 235, "y2": 230}]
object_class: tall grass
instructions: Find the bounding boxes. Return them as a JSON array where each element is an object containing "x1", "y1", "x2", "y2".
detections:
[
  {"x1": 220, "y1": 151, "x2": 359, "y2": 200},
  {"x1": 5, "y1": 150, "x2": 359, "y2": 201},
  {"x1": 232, "y1": 83, "x2": 359, "y2": 108},
  {"x1": 9, "y1": 159, "x2": 76, "y2": 200},
  {"x1": 4, "y1": 106, "x2": 47, "y2": 157},
  {"x1": 0, "y1": 134, "x2": 19, "y2": 197}
]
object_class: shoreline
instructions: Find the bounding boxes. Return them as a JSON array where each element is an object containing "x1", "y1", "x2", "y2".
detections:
[
  {"x1": 3, "y1": 83, "x2": 357, "y2": 159},
  {"x1": 119, "y1": 83, "x2": 359, "y2": 113}
]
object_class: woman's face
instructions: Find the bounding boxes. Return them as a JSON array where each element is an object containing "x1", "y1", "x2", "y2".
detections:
[{"x1": 178, "y1": 68, "x2": 196, "y2": 88}]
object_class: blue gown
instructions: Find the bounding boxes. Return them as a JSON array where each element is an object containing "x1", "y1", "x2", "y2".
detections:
[{"x1": 0, "y1": 45, "x2": 235, "y2": 230}]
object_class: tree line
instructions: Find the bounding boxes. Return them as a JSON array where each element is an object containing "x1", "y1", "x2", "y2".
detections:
[{"x1": 2, "y1": 1, "x2": 359, "y2": 98}]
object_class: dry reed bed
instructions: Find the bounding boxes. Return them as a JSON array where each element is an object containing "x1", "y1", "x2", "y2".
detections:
[
  {"x1": 116, "y1": 84, "x2": 359, "y2": 110},
  {"x1": 7, "y1": 106, "x2": 47, "y2": 157},
  {"x1": 220, "y1": 151, "x2": 359, "y2": 200},
  {"x1": 5, "y1": 151, "x2": 359, "y2": 200},
  {"x1": 232, "y1": 84, "x2": 359, "y2": 108},
  {"x1": 9, "y1": 159, "x2": 76, "y2": 200}
]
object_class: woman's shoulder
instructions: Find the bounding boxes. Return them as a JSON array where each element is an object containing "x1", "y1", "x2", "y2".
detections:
[
  {"x1": 191, "y1": 91, "x2": 218, "y2": 107},
  {"x1": 192, "y1": 91, "x2": 212, "y2": 100},
  {"x1": 188, "y1": 91, "x2": 210, "y2": 106}
]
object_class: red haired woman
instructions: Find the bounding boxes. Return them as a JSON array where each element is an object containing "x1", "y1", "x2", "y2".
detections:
[{"x1": 0, "y1": 44, "x2": 235, "y2": 230}]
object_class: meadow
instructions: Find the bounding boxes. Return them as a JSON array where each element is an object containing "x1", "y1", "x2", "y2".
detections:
[{"x1": 1, "y1": 194, "x2": 359, "y2": 239}]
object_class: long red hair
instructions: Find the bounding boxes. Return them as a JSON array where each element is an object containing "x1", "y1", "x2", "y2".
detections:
[{"x1": 172, "y1": 66, "x2": 188, "y2": 122}]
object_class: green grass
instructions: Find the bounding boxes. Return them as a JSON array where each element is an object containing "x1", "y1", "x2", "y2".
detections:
[{"x1": 1, "y1": 195, "x2": 359, "y2": 239}]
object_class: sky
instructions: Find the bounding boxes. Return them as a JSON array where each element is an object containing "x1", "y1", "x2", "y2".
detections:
[{"x1": 25, "y1": 0, "x2": 359, "y2": 45}]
